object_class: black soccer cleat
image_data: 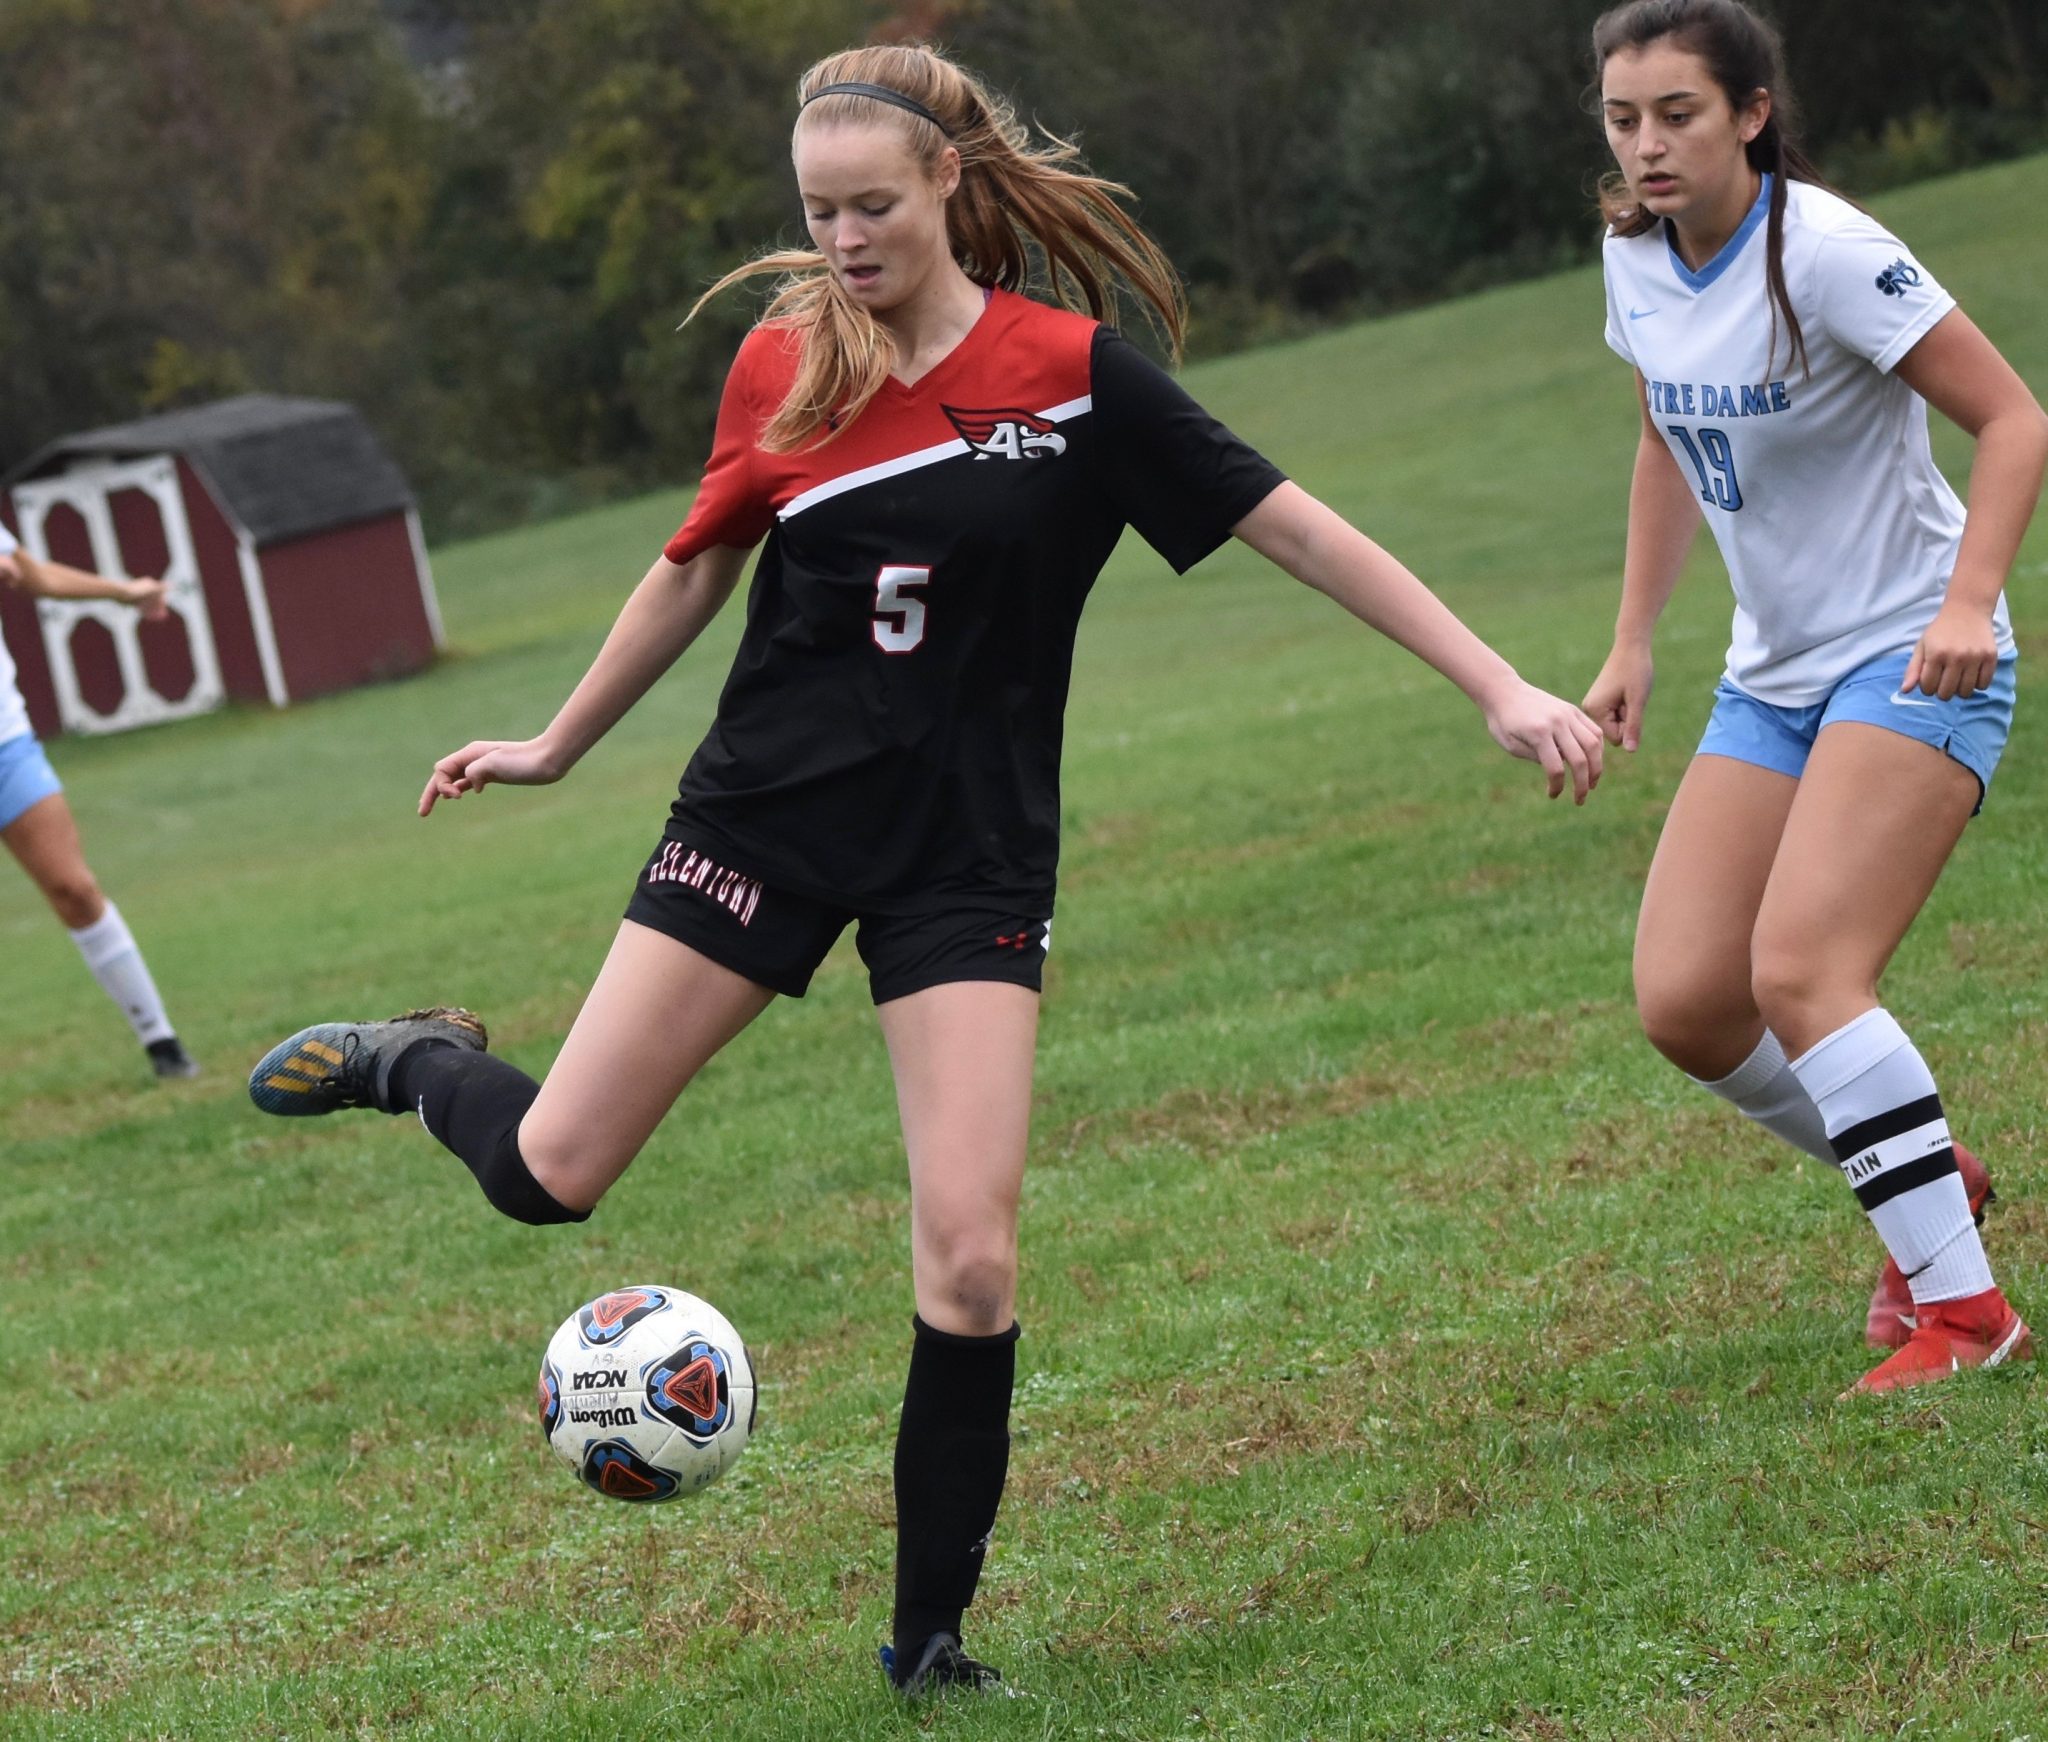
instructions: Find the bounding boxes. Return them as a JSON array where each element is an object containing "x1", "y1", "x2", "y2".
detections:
[
  {"x1": 879, "y1": 1632, "x2": 1003, "y2": 1697},
  {"x1": 147, "y1": 1036, "x2": 201, "y2": 1080},
  {"x1": 247, "y1": 1008, "x2": 487, "y2": 1117}
]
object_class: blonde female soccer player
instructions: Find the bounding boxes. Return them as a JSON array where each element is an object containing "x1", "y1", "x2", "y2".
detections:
[
  {"x1": 252, "y1": 42, "x2": 1603, "y2": 1690},
  {"x1": 1583, "y1": 0, "x2": 2047, "y2": 1393}
]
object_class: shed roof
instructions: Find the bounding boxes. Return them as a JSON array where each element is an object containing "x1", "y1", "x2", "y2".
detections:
[{"x1": 3, "y1": 395, "x2": 414, "y2": 544}]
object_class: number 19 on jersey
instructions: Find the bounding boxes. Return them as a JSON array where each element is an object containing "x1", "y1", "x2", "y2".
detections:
[{"x1": 1668, "y1": 424, "x2": 1744, "y2": 512}]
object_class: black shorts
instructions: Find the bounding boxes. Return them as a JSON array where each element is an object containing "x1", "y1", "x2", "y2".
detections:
[{"x1": 622, "y1": 837, "x2": 1052, "y2": 1003}]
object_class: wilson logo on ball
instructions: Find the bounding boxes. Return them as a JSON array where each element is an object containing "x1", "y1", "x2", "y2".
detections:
[
  {"x1": 576, "y1": 1286, "x2": 668, "y2": 1347},
  {"x1": 646, "y1": 1339, "x2": 732, "y2": 1439}
]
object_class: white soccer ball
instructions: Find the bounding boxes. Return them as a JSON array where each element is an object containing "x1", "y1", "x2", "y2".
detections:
[{"x1": 538, "y1": 1285, "x2": 757, "y2": 1502}]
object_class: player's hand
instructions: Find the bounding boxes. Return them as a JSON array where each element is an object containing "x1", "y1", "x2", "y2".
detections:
[
  {"x1": 1901, "y1": 601, "x2": 1999, "y2": 701},
  {"x1": 126, "y1": 577, "x2": 171, "y2": 619},
  {"x1": 419, "y1": 738, "x2": 566, "y2": 816},
  {"x1": 1583, "y1": 640, "x2": 1654, "y2": 751},
  {"x1": 1482, "y1": 680, "x2": 1606, "y2": 804}
]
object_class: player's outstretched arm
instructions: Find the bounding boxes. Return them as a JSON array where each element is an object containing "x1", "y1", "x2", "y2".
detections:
[
  {"x1": 420, "y1": 544, "x2": 751, "y2": 816},
  {"x1": 1893, "y1": 310, "x2": 2048, "y2": 700},
  {"x1": 1233, "y1": 481, "x2": 1606, "y2": 803},
  {"x1": 1582, "y1": 372, "x2": 1701, "y2": 751},
  {"x1": 1, "y1": 546, "x2": 169, "y2": 618}
]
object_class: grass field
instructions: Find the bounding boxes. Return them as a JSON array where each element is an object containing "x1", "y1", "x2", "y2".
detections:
[{"x1": 6, "y1": 155, "x2": 2048, "y2": 1740}]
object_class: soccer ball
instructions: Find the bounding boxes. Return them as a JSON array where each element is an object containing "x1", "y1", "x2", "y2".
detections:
[{"x1": 538, "y1": 1284, "x2": 757, "y2": 1502}]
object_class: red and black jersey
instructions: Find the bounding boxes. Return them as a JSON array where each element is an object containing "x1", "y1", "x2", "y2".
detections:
[{"x1": 660, "y1": 287, "x2": 1285, "y2": 915}]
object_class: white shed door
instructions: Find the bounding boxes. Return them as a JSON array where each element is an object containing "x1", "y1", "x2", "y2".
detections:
[{"x1": 12, "y1": 457, "x2": 225, "y2": 735}]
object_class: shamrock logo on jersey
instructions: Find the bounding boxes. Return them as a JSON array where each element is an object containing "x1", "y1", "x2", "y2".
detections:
[
  {"x1": 944, "y1": 405, "x2": 1068, "y2": 460},
  {"x1": 1875, "y1": 257, "x2": 1923, "y2": 298}
]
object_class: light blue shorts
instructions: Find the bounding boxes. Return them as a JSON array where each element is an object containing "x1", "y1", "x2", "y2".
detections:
[
  {"x1": 0, "y1": 731, "x2": 63, "y2": 830},
  {"x1": 1697, "y1": 649, "x2": 2017, "y2": 812}
]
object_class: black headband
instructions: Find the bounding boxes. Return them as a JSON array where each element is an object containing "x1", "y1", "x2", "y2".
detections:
[{"x1": 800, "y1": 80, "x2": 951, "y2": 136}]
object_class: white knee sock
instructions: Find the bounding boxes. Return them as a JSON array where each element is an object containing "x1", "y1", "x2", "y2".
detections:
[
  {"x1": 67, "y1": 902, "x2": 176, "y2": 1047},
  {"x1": 1789, "y1": 1008, "x2": 1993, "y2": 1306},
  {"x1": 1690, "y1": 1029, "x2": 1833, "y2": 1161}
]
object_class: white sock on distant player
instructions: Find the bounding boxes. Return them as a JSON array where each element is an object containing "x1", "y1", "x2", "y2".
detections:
[
  {"x1": 67, "y1": 902, "x2": 177, "y2": 1048},
  {"x1": 1690, "y1": 1028, "x2": 1832, "y2": 1161},
  {"x1": 1790, "y1": 1008, "x2": 1993, "y2": 1306}
]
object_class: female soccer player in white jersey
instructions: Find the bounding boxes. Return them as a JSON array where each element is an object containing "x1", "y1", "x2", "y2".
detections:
[
  {"x1": 251, "y1": 43, "x2": 1605, "y2": 1691},
  {"x1": 1582, "y1": 0, "x2": 2048, "y2": 1394},
  {"x1": 0, "y1": 525, "x2": 199, "y2": 1079}
]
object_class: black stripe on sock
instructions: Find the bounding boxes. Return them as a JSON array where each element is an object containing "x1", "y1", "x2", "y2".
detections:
[
  {"x1": 1854, "y1": 1146, "x2": 1959, "y2": 1212},
  {"x1": 1829, "y1": 1093, "x2": 1945, "y2": 1165}
]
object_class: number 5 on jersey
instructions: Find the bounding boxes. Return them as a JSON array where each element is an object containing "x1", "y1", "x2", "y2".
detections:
[{"x1": 872, "y1": 564, "x2": 931, "y2": 654}]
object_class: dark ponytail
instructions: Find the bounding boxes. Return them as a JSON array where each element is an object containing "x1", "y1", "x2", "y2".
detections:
[{"x1": 1591, "y1": 0, "x2": 1853, "y2": 376}]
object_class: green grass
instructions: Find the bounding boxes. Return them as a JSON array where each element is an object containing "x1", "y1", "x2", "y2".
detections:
[{"x1": 6, "y1": 154, "x2": 2048, "y2": 1739}]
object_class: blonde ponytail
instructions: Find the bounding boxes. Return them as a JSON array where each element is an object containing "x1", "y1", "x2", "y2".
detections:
[{"x1": 690, "y1": 43, "x2": 1188, "y2": 453}]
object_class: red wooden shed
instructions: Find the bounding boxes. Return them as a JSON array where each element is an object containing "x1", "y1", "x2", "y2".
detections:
[{"x1": 0, "y1": 395, "x2": 442, "y2": 737}]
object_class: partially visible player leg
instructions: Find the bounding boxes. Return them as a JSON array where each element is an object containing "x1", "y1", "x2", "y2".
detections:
[
  {"x1": 1756, "y1": 724, "x2": 2027, "y2": 1393},
  {"x1": 875, "y1": 979, "x2": 1037, "y2": 1695},
  {"x1": 1633, "y1": 753, "x2": 1831, "y2": 1157},
  {"x1": 1632, "y1": 751, "x2": 1987, "y2": 1346},
  {"x1": 509, "y1": 920, "x2": 775, "y2": 1210},
  {"x1": 2, "y1": 791, "x2": 197, "y2": 1077}
]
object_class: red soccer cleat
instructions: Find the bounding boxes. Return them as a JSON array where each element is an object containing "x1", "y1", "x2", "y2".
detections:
[
  {"x1": 1845, "y1": 1284, "x2": 2031, "y2": 1397},
  {"x1": 1865, "y1": 1143, "x2": 1994, "y2": 1350}
]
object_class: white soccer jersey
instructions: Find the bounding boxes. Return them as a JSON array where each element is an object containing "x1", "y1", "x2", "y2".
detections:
[
  {"x1": 1603, "y1": 175, "x2": 2013, "y2": 705},
  {"x1": 0, "y1": 522, "x2": 31, "y2": 746}
]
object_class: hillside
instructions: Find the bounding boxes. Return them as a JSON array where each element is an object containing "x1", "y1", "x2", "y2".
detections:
[{"x1": 4, "y1": 154, "x2": 2046, "y2": 1740}]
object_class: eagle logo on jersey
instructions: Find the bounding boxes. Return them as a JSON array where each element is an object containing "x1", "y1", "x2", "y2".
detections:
[
  {"x1": 1875, "y1": 257, "x2": 1923, "y2": 298},
  {"x1": 944, "y1": 405, "x2": 1067, "y2": 460}
]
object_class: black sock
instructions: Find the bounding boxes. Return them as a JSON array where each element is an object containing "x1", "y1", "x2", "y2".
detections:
[
  {"x1": 892, "y1": 1315, "x2": 1019, "y2": 1665},
  {"x1": 390, "y1": 1043, "x2": 589, "y2": 1225}
]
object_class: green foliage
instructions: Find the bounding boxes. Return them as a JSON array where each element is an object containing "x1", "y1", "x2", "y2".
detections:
[
  {"x1": 0, "y1": 0, "x2": 441, "y2": 479},
  {"x1": 140, "y1": 339, "x2": 252, "y2": 411},
  {"x1": 3, "y1": 156, "x2": 2048, "y2": 1738},
  {"x1": 0, "y1": 0, "x2": 2041, "y2": 535}
]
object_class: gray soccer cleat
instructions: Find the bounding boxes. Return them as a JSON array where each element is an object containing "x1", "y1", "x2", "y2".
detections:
[{"x1": 247, "y1": 1008, "x2": 487, "y2": 1117}]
